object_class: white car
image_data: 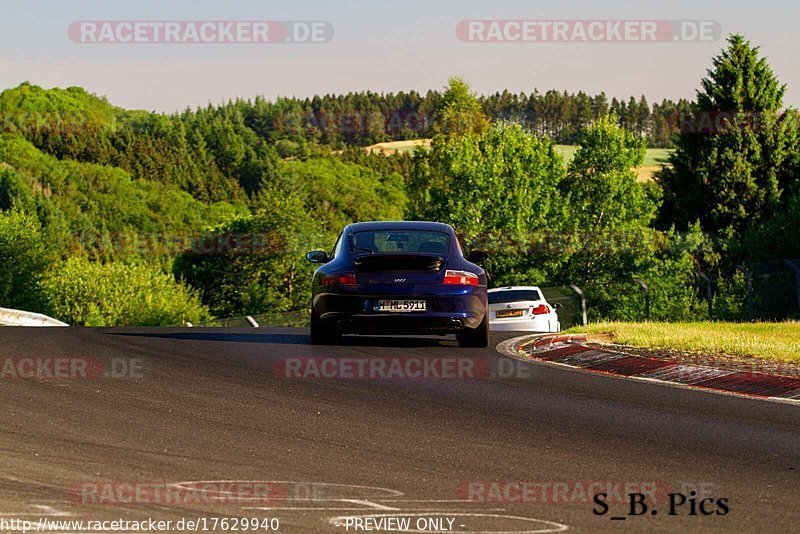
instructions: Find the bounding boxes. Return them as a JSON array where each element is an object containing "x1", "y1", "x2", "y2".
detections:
[{"x1": 488, "y1": 286, "x2": 561, "y2": 332}]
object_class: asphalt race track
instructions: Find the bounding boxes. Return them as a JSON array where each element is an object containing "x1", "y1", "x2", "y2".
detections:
[{"x1": 1, "y1": 327, "x2": 799, "y2": 533}]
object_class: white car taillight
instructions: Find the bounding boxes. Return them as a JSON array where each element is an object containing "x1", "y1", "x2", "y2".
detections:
[{"x1": 531, "y1": 304, "x2": 550, "y2": 315}]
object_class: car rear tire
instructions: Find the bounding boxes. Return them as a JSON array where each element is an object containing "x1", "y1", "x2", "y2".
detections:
[
  {"x1": 457, "y1": 314, "x2": 489, "y2": 348},
  {"x1": 310, "y1": 311, "x2": 339, "y2": 345}
]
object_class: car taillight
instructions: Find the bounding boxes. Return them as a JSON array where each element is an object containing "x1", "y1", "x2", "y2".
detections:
[
  {"x1": 321, "y1": 272, "x2": 357, "y2": 286},
  {"x1": 531, "y1": 304, "x2": 550, "y2": 315},
  {"x1": 443, "y1": 270, "x2": 479, "y2": 286}
]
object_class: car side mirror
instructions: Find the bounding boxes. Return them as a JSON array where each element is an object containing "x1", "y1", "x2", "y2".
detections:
[
  {"x1": 553, "y1": 303, "x2": 563, "y2": 310},
  {"x1": 467, "y1": 250, "x2": 489, "y2": 264},
  {"x1": 306, "y1": 250, "x2": 330, "y2": 264}
]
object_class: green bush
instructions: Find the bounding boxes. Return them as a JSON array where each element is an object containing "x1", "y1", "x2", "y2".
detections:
[
  {"x1": 44, "y1": 257, "x2": 211, "y2": 326},
  {"x1": 0, "y1": 209, "x2": 51, "y2": 312},
  {"x1": 408, "y1": 123, "x2": 564, "y2": 242},
  {"x1": 277, "y1": 157, "x2": 406, "y2": 233},
  {"x1": 712, "y1": 271, "x2": 749, "y2": 321},
  {"x1": 174, "y1": 188, "x2": 331, "y2": 318},
  {"x1": 0, "y1": 134, "x2": 246, "y2": 261},
  {"x1": 578, "y1": 228, "x2": 711, "y2": 322}
]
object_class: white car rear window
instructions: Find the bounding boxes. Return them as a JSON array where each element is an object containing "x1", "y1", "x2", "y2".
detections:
[{"x1": 489, "y1": 290, "x2": 541, "y2": 304}]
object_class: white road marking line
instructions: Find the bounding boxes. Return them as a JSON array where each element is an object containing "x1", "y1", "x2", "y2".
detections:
[
  {"x1": 774, "y1": 388, "x2": 800, "y2": 399},
  {"x1": 31, "y1": 504, "x2": 72, "y2": 516},
  {"x1": 339, "y1": 499, "x2": 400, "y2": 510},
  {"x1": 496, "y1": 335, "x2": 543, "y2": 362},
  {"x1": 0, "y1": 504, "x2": 72, "y2": 517}
]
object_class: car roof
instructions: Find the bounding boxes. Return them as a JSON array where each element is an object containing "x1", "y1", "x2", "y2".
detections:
[
  {"x1": 345, "y1": 221, "x2": 454, "y2": 233},
  {"x1": 488, "y1": 286, "x2": 542, "y2": 292}
]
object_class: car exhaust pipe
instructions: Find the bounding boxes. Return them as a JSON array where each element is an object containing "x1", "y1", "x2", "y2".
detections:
[{"x1": 450, "y1": 319, "x2": 464, "y2": 330}]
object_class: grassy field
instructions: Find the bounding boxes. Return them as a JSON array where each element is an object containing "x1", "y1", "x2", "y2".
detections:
[
  {"x1": 552, "y1": 144, "x2": 580, "y2": 162},
  {"x1": 555, "y1": 144, "x2": 675, "y2": 164},
  {"x1": 365, "y1": 139, "x2": 431, "y2": 155},
  {"x1": 568, "y1": 322, "x2": 800, "y2": 363},
  {"x1": 640, "y1": 148, "x2": 672, "y2": 167},
  {"x1": 554, "y1": 145, "x2": 672, "y2": 182},
  {"x1": 365, "y1": 140, "x2": 672, "y2": 182}
]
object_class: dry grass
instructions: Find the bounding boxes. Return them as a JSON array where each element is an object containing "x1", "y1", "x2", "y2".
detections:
[
  {"x1": 636, "y1": 165, "x2": 663, "y2": 183},
  {"x1": 365, "y1": 139, "x2": 431, "y2": 155}
]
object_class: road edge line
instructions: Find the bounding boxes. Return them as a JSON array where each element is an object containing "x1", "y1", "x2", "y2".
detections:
[{"x1": 495, "y1": 334, "x2": 800, "y2": 407}]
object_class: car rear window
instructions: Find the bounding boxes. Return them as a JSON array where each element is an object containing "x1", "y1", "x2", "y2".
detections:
[
  {"x1": 489, "y1": 290, "x2": 542, "y2": 304},
  {"x1": 350, "y1": 230, "x2": 450, "y2": 255}
]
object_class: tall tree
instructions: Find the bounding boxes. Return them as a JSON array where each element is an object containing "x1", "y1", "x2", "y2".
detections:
[
  {"x1": 0, "y1": 209, "x2": 53, "y2": 313},
  {"x1": 408, "y1": 123, "x2": 564, "y2": 245},
  {"x1": 561, "y1": 115, "x2": 653, "y2": 232},
  {"x1": 658, "y1": 34, "x2": 798, "y2": 258},
  {"x1": 435, "y1": 77, "x2": 490, "y2": 137}
]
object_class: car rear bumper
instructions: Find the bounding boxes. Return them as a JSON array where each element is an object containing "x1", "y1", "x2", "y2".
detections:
[
  {"x1": 324, "y1": 312, "x2": 476, "y2": 334},
  {"x1": 314, "y1": 291, "x2": 487, "y2": 334}
]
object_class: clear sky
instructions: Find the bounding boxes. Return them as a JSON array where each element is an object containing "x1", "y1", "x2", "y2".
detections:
[{"x1": 1, "y1": 0, "x2": 798, "y2": 111}]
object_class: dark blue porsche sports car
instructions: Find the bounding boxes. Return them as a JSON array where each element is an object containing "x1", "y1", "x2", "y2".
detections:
[{"x1": 306, "y1": 221, "x2": 489, "y2": 347}]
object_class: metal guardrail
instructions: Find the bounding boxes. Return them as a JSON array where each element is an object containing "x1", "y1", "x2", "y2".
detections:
[
  {"x1": 0, "y1": 307, "x2": 68, "y2": 327},
  {"x1": 196, "y1": 310, "x2": 310, "y2": 328}
]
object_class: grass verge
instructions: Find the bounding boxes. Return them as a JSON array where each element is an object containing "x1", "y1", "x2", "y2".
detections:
[{"x1": 567, "y1": 322, "x2": 800, "y2": 363}]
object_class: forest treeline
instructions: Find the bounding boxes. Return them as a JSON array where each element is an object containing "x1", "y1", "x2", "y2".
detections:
[{"x1": 0, "y1": 34, "x2": 797, "y2": 325}]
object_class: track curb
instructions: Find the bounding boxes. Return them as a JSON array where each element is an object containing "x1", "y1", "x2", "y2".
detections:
[{"x1": 507, "y1": 333, "x2": 800, "y2": 404}]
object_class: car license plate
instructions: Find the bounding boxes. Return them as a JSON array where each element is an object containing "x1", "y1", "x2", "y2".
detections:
[
  {"x1": 496, "y1": 309, "x2": 524, "y2": 318},
  {"x1": 376, "y1": 299, "x2": 426, "y2": 312}
]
